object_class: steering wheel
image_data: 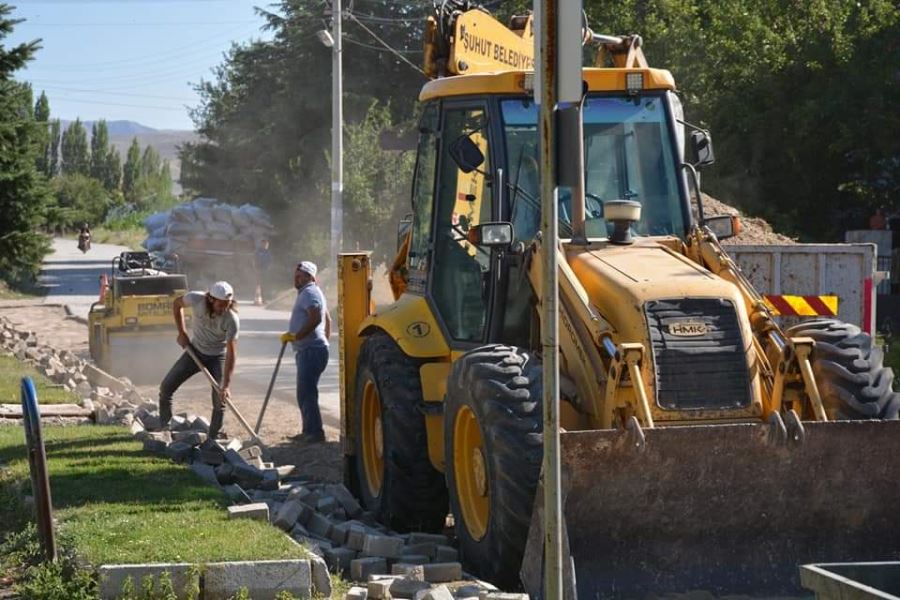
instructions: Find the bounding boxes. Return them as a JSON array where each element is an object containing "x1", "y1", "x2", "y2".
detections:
[{"x1": 585, "y1": 192, "x2": 605, "y2": 219}]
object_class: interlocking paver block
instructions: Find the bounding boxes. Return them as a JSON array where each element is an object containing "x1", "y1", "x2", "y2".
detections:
[
  {"x1": 423, "y1": 562, "x2": 462, "y2": 583},
  {"x1": 351, "y1": 557, "x2": 388, "y2": 582},
  {"x1": 227, "y1": 502, "x2": 269, "y2": 521},
  {"x1": 362, "y1": 534, "x2": 404, "y2": 559}
]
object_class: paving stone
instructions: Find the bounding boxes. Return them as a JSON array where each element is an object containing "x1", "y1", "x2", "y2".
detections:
[
  {"x1": 478, "y1": 594, "x2": 529, "y2": 600},
  {"x1": 190, "y1": 462, "x2": 219, "y2": 486},
  {"x1": 144, "y1": 430, "x2": 172, "y2": 443},
  {"x1": 351, "y1": 557, "x2": 388, "y2": 582},
  {"x1": 276, "y1": 464, "x2": 296, "y2": 477},
  {"x1": 330, "y1": 521, "x2": 353, "y2": 545},
  {"x1": 398, "y1": 554, "x2": 430, "y2": 565},
  {"x1": 346, "y1": 586, "x2": 369, "y2": 599},
  {"x1": 328, "y1": 483, "x2": 364, "y2": 517},
  {"x1": 172, "y1": 430, "x2": 207, "y2": 446},
  {"x1": 416, "y1": 584, "x2": 454, "y2": 600},
  {"x1": 204, "y1": 559, "x2": 310, "y2": 600},
  {"x1": 238, "y1": 445, "x2": 263, "y2": 461},
  {"x1": 433, "y1": 545, "x2": 458, "y2": 562},
  {"x1": 227, "y1": 502, "x2": 269, "y2": 521},
  {"x1": 408, "y1": 533, "x2": 449, "y2": 546},
  {"x1": 200, "y1": 443, "x2": 225, "y2": 465},
  {"x1": 455, "y1": 584, "x2": 484, "y2": 598},
  {"x1": 388, "y1": 576, "x2": 430, "y2": 598},
  {"x1": 232, "y1": 463, "x2": 265, "y2": 487},
  {"x1": 310, "y1": 553, "x2": 332, "y2": 598},
  {"x1": 423, "y1": 563, "x2": 462, "y2": 583},
  {"x1": 316, "y1": 495, "x2": 337, "y2": 515},
  {"x1": 403, "y1": 543, "x2": 436, "y2": 557},
  {"x1": 142, "y1": 438, "x2": 168, "y2": 454},
  {"x1": 169, "y1": 415, "x2": 189, "y2": 431},
  {"x1": 274, "y1": 499, "x2": 306, "y2": 531},
  {"x1": 297, "y1": 535, "x2": 333, "y2": 557},
  {"x1": 222, "y1": 484, "x2": 252, "y2": 503},
  {"x1": 215, "y1": 463, "x2": 236, "y2": 485},
  {"x1": 164, "y1": 441, "x2": 193, "y2": 463},
  {"x1": 307, "y1": 511, "x2": 334, "y2": 539},
  {"x1": 391, "y1": 564, "x2": 425, "y2": 580},
  {"x1": 363, "y1": 534, "x2": 405, "y2": 559},
  {"x1": 223, "y1": 448, "x2": 247, "y2": 466},
  {"x1": 190, "y1": 415, "x2": 210, "y2": 432},
  {"x1": 346, "y1": 524, "x2": 369, "y2": 551},
  {"x1": 367, "y1": 578, "x2": 394, "y2": 599},
  {"x1": 324, "y1": 546, "x2": 358, "y2": 574}
]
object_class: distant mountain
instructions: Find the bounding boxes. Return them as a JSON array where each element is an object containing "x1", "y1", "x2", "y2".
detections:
[{"x1": 61, "y1": 119, "x2": 160, "y2": 136}]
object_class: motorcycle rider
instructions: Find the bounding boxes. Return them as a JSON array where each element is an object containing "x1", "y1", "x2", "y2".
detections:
[{"x1": 78, "y1": 223, "x2": 91, "y2": 252}]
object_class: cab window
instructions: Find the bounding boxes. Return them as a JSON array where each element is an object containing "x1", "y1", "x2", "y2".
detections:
[{"x1": 407, "y1": 103, "x2": 440, "y2": 291}]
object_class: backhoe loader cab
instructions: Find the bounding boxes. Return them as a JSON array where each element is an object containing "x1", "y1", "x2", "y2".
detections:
[{"x1": 338, "y1": 4, "x2": 900, "y2": 596}]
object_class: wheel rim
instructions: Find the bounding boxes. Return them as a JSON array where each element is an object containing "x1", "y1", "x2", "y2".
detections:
[
  {"x1": 361, "y1": 379, "x2": 384, "y2": 498},
  {"x1": 454, "y1": 405, "x2": 489, "y2": 540}
]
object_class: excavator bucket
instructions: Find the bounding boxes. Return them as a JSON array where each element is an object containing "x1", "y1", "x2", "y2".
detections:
[{"x1": 522, "y1": 418, "x2": 900, "y2": 598}]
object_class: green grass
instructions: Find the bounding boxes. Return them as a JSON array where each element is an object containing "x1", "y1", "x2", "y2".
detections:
[
  {"x1": 0, "y1": 355, "x2": 81, "y2": 405},
  {"x1": 0, "y1": 279, "x2": 46, "y2": 300},
  {"x1": 0, "y1": 425, "x2": 304, "y2": 566},
  {"x1": 87, "y1": 226, "x2": 146, "y2": 251}
]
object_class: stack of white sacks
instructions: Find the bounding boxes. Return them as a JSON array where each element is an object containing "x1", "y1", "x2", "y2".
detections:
[{"x1": 142, "y1": 197, "x2": 274, "y2": 256}]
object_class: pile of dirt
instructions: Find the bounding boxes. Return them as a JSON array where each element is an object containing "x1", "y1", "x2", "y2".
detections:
[{"x1": 695, "y1": 193, "x2": 796, "y2": 245}]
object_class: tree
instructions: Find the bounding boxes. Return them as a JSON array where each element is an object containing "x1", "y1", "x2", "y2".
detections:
[
  {"x1": 60, "y1": 117, "x2": 89, "y2": 176},
  {"x1": 48, "y1": 118, "x2": 61, "y2": 177},
  {"x1": 0, "y1": 4, "x2": 51, "y2": 283},
  {"x1": 34, "y1": 90, "x2": 50, "y2": 175},
  {"x1": 122, "y1": 137, "x2": 141, "y2": 203},
  {"x1": 48, "y1": 173, "x2": 113, "y2": 229},
  {"x1": 89, "y1": 119, "x2": 110, "y2": 180},
  {"x1": 103, "y1": 147, "x2": 122, "y2": 192}
]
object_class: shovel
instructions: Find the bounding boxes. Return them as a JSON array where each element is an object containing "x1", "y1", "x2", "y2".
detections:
[
  {"x1": 254, "y1": 340, "x2": 288, "y2": 434},
  {"x1": 183, "y1": 343, "x2": 266, "y2": 449}
]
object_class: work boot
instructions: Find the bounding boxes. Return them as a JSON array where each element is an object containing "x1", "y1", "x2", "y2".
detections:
[{"x1": 300, "y1": 432, "x2": 326, "y2": 444}]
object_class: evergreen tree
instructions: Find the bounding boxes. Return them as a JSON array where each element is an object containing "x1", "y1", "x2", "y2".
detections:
[
  {"x1": 0, "y1": 4, "x2": 51, "y2": 282},
  {"x1": 60, "y1": 117, "x2": 89, "y2": 176},
  {"x1": 89, "y1": 119, "x2": 109, "y2": 180},
  {"x1": 122, "y1": 137, "x2": 141, "y2": 203},
  {"x1": 103, "y1": 147, "x2": 122, "y2": 192},
  {"x1": 34, "y1": 90, "x2": 50, "y2": 175},
  {"x1": 48, "y1": 118, "x2": 60, "y2": 177}
]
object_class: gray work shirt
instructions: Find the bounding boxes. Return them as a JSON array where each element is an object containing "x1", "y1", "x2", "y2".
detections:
[
  {"x1": 183, "y1": 291, "x2": 239, "y2": 356},
  {"x1": 289, "y1": 283, "x2": 328, "y2": 351}
]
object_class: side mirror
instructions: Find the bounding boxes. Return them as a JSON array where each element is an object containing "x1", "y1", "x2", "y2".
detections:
[
  {"x1": 705, "y1": 215, "x2": 740, "y2": 241},
  {"x1": 690, "y1": 130, "x2": 715, "y2": 169},
  {"x1": 449, "y1": 135, "x2": 485, "y2": 174},
  {"x1": 467, "y1": 222, "x2": 513, "y2": 248}
]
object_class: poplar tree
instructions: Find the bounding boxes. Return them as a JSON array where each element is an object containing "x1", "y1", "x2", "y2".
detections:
[{"x1": 60, "y1": 118, "x2": 89, "y2": 175}]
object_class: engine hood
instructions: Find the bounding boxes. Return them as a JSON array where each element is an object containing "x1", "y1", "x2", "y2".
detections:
[{"x1": 566, "y1": 239, "x2": 749, "y2": 342}]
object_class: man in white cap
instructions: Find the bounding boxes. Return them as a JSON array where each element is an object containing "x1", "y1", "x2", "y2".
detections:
[
  {"x1": 281, "y1": 261, "x2": 331, "y2": 443},
  {"x1": 158, "y1": 281, "x2": 240, "y2": 439}
]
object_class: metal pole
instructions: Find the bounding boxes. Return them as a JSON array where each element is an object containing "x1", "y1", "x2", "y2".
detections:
[
  {"x1": 330, "y1": 0, "x2": 344, "y2": 268},
  {"x1": 536, "y1": 0, "x2": 562, "y2": 598}
]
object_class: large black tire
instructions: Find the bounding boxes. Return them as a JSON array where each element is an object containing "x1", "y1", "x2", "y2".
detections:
[
  {"x1": 786, "y1": 319, "x2": 900, "y2": 419},
  {"x1": 352, "y1": 332, "x2": 448, "y2": 532},
  {"x1": 444, "y1": 345, "x2": 543, "y2": 589}
]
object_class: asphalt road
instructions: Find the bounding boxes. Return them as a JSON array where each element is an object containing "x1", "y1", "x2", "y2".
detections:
[{"x1": 40, "y1": 237, "x2": 342, "y2": 435}]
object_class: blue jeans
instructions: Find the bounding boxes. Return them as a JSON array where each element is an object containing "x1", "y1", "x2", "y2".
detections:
[
  {"x1": 159, "y1": 349, "x2": 225, "y2": 438},
  {"x1": 295, "y1": 345, "x2": 329, "y2": 435}
]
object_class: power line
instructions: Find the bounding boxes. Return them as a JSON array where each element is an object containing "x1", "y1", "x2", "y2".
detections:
[
  {"x1": 343, "y1": 36, "x2": 421, "y2": 54},
  {"x1": 17, "y1": 20, "x2": 261, "y2": 27},
  {"x1": 35, "y1": 96, "x2": 187, "y2": 112},
  {"x1": 345, "y1": 11, "x2": 425, "y2": 76},
  {"x1": 31, "y1": 84, "x2": 196, "y2": 102}
]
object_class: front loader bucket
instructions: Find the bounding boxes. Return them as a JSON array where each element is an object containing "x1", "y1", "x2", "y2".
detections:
[{"x1": 523, "y1": 419, "x2": 900, "y2": 598}]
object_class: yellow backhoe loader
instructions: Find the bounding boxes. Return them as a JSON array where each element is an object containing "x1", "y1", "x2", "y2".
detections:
[
  {"x1": 89, "y1": 251, "x2": 189, "y2": 383},
  {"x1": 338, "y1": 2, "x2": 900, "y2": 595}
]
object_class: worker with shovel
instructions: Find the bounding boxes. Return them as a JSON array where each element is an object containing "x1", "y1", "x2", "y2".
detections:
[
  {"x1": 158, "y1": 281, "x2": 240, "y2": 439},
  {"x1": 280, "y1": 261, "x2": 330, "y2": 443}
]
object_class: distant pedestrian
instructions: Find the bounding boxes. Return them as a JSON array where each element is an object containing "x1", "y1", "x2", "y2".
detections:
[
  {"x1": 281, "y1": 261, "x2": 331, "y2": 443},
  {"x1": 158, "y1": 281, "x2": 240, "y2": 439}
]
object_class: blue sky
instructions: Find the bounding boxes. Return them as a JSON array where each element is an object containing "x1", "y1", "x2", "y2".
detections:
[{"x1": 9, "y1": 0, "x2": 274, "y2": 130}]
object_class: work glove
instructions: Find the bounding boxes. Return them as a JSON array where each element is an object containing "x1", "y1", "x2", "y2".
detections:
[{"x1": 280, "y1": 332, "x2": 296, "y2": 344}]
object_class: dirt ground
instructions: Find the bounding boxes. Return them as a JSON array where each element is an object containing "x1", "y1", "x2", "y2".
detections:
[{"x1": 0, "y1": 301, "x2": 342, "y2": 483}]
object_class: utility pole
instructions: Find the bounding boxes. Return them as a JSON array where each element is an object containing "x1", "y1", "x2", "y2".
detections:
[
  {"x1": 535, "y1": 0, "x2": 583, "y2": 598},
  {"x1": 331, "y1": 0, "x2": 343, "y2": 267}
]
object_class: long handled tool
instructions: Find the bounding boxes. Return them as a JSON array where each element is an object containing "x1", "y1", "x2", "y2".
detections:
[
  {"x1": 183, "y1": 344, "x2": 266, "y2": 448},
  {"x1": 254, "y1": 340, "x2": 287, "y2": 434}
]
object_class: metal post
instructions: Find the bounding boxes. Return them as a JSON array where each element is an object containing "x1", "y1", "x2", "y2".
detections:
[
  {"x1": 331, "y1": 0, "x2": 344, "y2": 267},
  {"x1": 21, "y1": 377, "x2": 57, "y2": 561},
  {"x1": 535, "y1": 0, "x2": 562, "y2": 598}
]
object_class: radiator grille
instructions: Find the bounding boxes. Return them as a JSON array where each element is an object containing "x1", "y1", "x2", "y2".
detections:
[{"x1": 644, "y1": 298, "x2": 751, "y2": 410}]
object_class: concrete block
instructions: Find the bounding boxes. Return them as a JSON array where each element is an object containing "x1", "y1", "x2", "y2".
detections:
[
  {"x1": 391, "y1": 564, "x2": 425, "y2": 580},
  {"x1": 408, "y1": 533, "x2": 449, "y2": 546},
  {"x1": 165, "y1": 441, "x2": 193, "y2": 463},
  {"x1": 417, "y1": 584, "x2": 454, "y2": 600},
  {"x1": 232, "y1": 463, "x2": 265, "y2": 487},
  {"x1": 189, "y1": 462, "x2": 219, "y2": 486},
  {"x1": 310, "y1": 553, "x2": 332, "y2": 598},
  {"x1": 214, "y1": 463, "x2": 236, "y2": 485},
  {"x1": 330, "y1": 520, "x2": 353, "y2": 545},
  {"x1": 346, "y1": 586, "x2": 369, "y2": 600},
  {"x1": 200, "y1": 444, "x2": 225, "y2": 465},
  {"x1": 274, "y1": 499, "x2": 305, "y2": 531},
  {"x1": 478, "y1": 594, "x2": 529, "y2": 600},
  {"x1": 316, "y1": 495, "x2": 337, "y2": 515},
  {"x1": 324, "y1": 546, "x2": 357, "y2": 574},
  {"x1": 433, "y1": 545, "x2": 458, "y2": 562},
  {"x1": 398, "y1": 554, "x2": 430, "y2": 565},
  {"x1": 172, "y1": 430, "x2": 206, "y2": 446},
  {"x1": 222, "y1": 484, "x2": 252, "y2": 503},
  {"x1": 97, "y1": 563, "x2": 197, "y2": 600},
  {"x1": 403, "y1": 543, "x2": 436, "y2": 557},
  {"x1": 223, "y1": 448, "x2": 246, "y2": 466},
  {"x1": 204, "y1": 559, "x2": 311, "y2": 600},
  {"x1": 297, "y1": 536, "x2": 333, "y2": 558},
  {"x1": 388, "y1": 576, "x2": 430, "y2": 598},
  {"x1": 227, "y1": 502, "x2": 269, "y2": 521},
  {"x1": 362, "y1": 534, "x2": 404, "y2": 559},
  {"x1": 455, "y1": 584, "x2": 485, "y2": 598},
  {"x1": 327, "y1": 483, "x2": 364, "y2": 517},
  {"x1": 190, "y1": 415, "x2": 210, "y2": 432},
  {"x1": 238, "y1": 444, "x2": 262, "y2": 460},
  {"x1": 367, "y1": 578, "x2": 393, "y2": 599},
  {"x1": 351, "y1": 557, "x2": 388, "y2": 582},
  {"x1": 142, "y1": 439, "x2": 168, "y2": 454},
  {"x1": 169, "y1": 415, "x2": 189, "y2": 431},
  {"x1": 423, "y1": 562, "x2": 462, "y2": 583},
  {"x1": 276, "y1": 464, "x2": 296, "y2": 478},
  {"x1": 307, "y1": 511, "x2": 334, "y2": 539},
  {"x1": 144, "y1": 430, "x2": 172, "y2": 443}
]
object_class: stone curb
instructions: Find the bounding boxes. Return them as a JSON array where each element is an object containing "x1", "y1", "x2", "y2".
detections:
[{"x1": 98, "y1": 559, "x2": 312, "y2": 599}]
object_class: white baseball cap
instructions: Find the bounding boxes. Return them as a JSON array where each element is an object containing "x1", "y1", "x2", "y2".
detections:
[
  {"x1": 208, "y1": 281, "x2": 234, "y2": 300},
  {"x1": 297, "y1": 261, "x2": 318, "y2": 278}
]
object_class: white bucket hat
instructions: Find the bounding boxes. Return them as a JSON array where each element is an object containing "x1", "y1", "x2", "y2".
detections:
[{"x1": 208, "y1": 281, "x2": 234, "y2": 301}]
